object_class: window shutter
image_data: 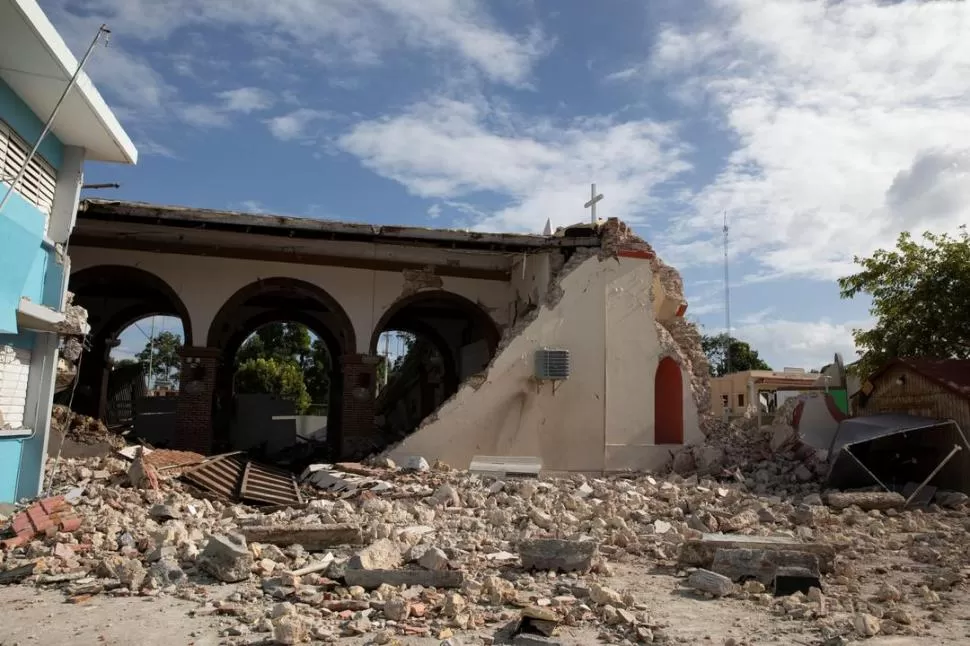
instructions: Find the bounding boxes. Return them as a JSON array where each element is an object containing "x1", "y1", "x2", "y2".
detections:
[
  {"x1": 0, "y1": 121, "x2": 57, "y2": 234},
  {"x1": 0, "y1": 343, "x2": 31, "y2": 430}
]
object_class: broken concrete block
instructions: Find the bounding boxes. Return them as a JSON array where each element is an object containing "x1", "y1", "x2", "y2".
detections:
[
  {"x1": 349, "y1": 538, "x2": 403, "y2": 570},
  {"x1": 149, "y1": 503, "x2": 179, "y2": 521},
  {"x1": 825, "y1": 491, "x2": 905, "y2": 511},
  {"x1": 199, "y1": 533, "x2": 253, "y2": 583},
  {"x1": 418, "y1": 546, "x2": 450, "y2": 571},
  {"x1": 519, "y1": 538, "x2": 598, "y2": 573},
  {"x1": 272, "y1": 615, "x2": 307, "y2": 645},
  {"x1": 719, "y1": 509, "x2": 759, "y2": 532},
  {"x1": 149, "y1": 559, "x2": 187, "y2": 587},
  {"x1": 679, "y1": 533, "x2": 837, "y2": 574},
  {"x1": 343, "y1": 568, "x2": 464, "y2": 590},
  {"x1": 687, "y1": 569, "x2": 734, "y2": 597},
  {"x1": 403, "y1": 456, "x2": 430, "y2": 472},
  {"x1": 711, "y1": 548, "x2": 820, "y2": 585},
  {"x1": 429, "y1": 483, "x2": 461, "y2": 508},
  {"x1": 97, "y1": 555, "x2": 146, "y2": 590},
  {"x1": 0, "y1": 562, "x2": 36, "y2": 584},
  {"x1": 854, "y1": 613, "x2": 881, "y2": 637},
  {"x1": 383, "y1": 597, "x2": 410, "y2": 621},
  {"x1": 239, "y1": 523, "x2": 363, "y2": 550},
  {"x1": 588, "y1": 583, "x2": 624, "y2": 606},
  {"x1": 513, "y1": 636, "x2": 562, "y2": 646}
]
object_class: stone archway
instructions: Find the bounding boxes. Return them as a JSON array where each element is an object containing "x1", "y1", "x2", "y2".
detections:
[
  {"x1": 205, "y1": 278, "x2": 356, "y2": 458},
  {"x1": 68, "y1": 265, "x2": 192, "y2": 421},
  {"x1": 654, "y1": 356, "x2": 684, "y2": 445},
  {"x1": 368, "y1": 290, "x2": 501, "y2": 451}
]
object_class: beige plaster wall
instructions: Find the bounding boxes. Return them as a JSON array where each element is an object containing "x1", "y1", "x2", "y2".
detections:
[
  {"x1": 387, "y1": 253, "x2": 702, "y2": 472},
  {"x1": 70, "y1": 247, "x2": 511, "y2": 352}
]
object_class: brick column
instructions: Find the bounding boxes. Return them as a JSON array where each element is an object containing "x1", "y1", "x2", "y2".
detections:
[
  {"x1": 339, "y1": 353, "x2": 380, "y2": 459},
  {"x1": 174, "y1": 346, "x2": 220, "y2": 455}
]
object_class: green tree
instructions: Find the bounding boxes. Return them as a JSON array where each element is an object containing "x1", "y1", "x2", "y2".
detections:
[
  {"x1": 838, "y1": 227, "x2": 970, "y2": 377},
  {"x1": 235, "y1": 357, "x2": 311, "y2": 413},
  {"x1": 136, "y1": 331, "x2": 183, "y2": 386},
  {"x1": 701, "y1": 333, "x2": 772, "y2": 377},
  {"x1": 236, "y1": 322, "x2": 311, "y2": 368}
]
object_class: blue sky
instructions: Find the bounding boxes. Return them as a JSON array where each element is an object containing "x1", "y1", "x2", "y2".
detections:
[{"x1": 43, "y1": 0, "x2": 970, "y2": 370}]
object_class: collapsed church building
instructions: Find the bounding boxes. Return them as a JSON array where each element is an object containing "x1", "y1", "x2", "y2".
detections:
[{"x1": 66, "y1": 199, "x2": 708, "y2": 472}]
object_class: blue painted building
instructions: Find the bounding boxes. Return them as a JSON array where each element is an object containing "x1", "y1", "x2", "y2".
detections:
[{"x1": 0, "y1": 0, "x2": 137, "y2": 502}]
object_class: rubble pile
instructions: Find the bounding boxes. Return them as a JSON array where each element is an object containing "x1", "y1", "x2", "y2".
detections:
[
  {"x1": 51, "y1": 404, "x2": 126, "y2": 450},
  {"x1": 1, "y1": 454, "x2": 969, "y2": 644},
  {"x1": 670, "y1": 399, "x2": 827, "y2": 495}
]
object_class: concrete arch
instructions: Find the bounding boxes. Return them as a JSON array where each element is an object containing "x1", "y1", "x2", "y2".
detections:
[
  {"x1": 205, "y1": 277, "x2": 356, "y2": 457},
  {"x1": 67, "y1": 265, "x2": 193, "y2": 420},
  {"x1": 207, "y1": 277, "x2": 355, "y2": 354},
  {"x1": 70, "y1": 265, "x2": 193, "y2": 344},
  {"x1": 368, "y1": 289, "x2": 501, "y2": 450},
  {"x1": 368, "y1": 289, "x2": 500, "y2": 357},
  {"x1": 654, "y1": 356, "x2": 684, "y2": 445}
]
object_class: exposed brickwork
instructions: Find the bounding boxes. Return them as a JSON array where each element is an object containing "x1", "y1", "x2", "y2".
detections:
[
  {"x1": 340, "y1": 353, "x2": 380, "y2": 459},
  {"x1": 1, "y1": 496, "x2": 80, "y2": 550},
  {"x1": 174, "y1": 346, "x2": 220, "y2": 455}
]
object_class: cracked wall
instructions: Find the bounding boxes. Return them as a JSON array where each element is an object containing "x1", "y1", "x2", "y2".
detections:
[{"x1": 386, "y1": 228, "x2": 707, "y2": 472}]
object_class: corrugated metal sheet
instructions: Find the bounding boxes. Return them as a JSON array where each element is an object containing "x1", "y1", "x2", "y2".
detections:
[
  {"x1": 182, "y1": 454, "x2": 303, "y2": 507},
  {"x1": 860, "y1": 364, "x2": 970, "y2": 432}
]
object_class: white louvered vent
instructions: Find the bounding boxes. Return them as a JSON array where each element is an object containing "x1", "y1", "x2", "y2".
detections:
[
  {"x1": 0, "y1": 344, "x2": 31, "y2": 430},
  {"x1": 0, "y1": 120, "x2": 57, "y2": 234}
]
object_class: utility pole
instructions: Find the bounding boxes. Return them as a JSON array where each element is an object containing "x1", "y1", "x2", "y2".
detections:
[
  {"x1": 0, "y1": 25, "x2": 110, "y2": 213},
  {"x1": 723, "y1": 211, "x2": 732, "y2": 375},
  {"x1": 147, "y1": 316, "x2": 156, "y2": 391}
]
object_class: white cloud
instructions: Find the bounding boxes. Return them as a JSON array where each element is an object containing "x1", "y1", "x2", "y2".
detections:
[
  {"x1": 44, "y1": 0, "x2": 548, "y2": 88},
  {"x1": 235, "y1": 200, "x2": 266, "y2": 213},
  {"x1": 176, "y1": 87, "x2": 276, "y2": 130},
  {"x1": 177, "y1": 104, "x2": 231, "y2": 128},
  {"x1": 649, "y1": 0, "x2": 970, "y2": 281},
  {"x1": 732, "y1": 317, "x2": 869, "y2": 372},
  {"x1": 427, "y1": 204, "x2": 442, "y2": 219},
  {"x1": 266, "y1": 109, "x2": 334, "y2": 142},
  {"x1": 136, "y1": 139, "x2": 178, "y2": 159},
  {"x1": 218, "y1": 87, "x2": 275, "y2": 113},
  {"x1": 339, "y1": 96, "x2": 691, "y2": 232},
  {"x1": 604, "y1": 66, "x2": 640, "y2": 83}
]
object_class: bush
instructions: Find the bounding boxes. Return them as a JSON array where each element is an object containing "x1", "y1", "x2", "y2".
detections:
[{"x1": 235, "y1": 357, "x2": 311, "y2": 413}]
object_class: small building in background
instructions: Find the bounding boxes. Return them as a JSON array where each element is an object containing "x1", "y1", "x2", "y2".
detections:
[
  {"x1": 710, "y1": 368, "x2": 821, "y2": 421},
  {"x1": 854, "y1": 359, "x2": 970, "y2": 431}
]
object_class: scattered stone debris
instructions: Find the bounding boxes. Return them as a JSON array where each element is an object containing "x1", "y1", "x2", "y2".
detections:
[
  {"x1": 51, "y1": 404, "x2": 125, "y2": 450},
  {"x1": 0, "y1": 439, "x2": 968, "y2": 645}
]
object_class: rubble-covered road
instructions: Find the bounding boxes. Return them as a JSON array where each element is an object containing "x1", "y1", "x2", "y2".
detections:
[{"x1": 2, "y1": 440, "x2": 970, "y2": 646}]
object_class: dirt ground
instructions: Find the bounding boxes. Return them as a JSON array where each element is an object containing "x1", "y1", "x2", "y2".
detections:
[{"x1": 3, "y1": 564, "x2": 968, "y2": 646}]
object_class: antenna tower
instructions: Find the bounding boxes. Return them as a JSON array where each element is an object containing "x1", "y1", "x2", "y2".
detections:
[{"x1": 723, "y1": 211, "x2": 732, "y2": 375}]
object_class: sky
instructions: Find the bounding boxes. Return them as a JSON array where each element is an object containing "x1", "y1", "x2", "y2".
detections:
[{"x1": 41, "y1": 0, "x2": 970, "y2": 371}]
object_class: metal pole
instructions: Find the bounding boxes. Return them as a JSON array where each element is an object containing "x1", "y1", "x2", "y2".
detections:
[
  {"x1": 904, "y1": 444, "x2": 962, "y2": 506},
  {"x1": 0, "y1": 25, "x2": 110, "y2": 214},
  {"x1": 147, "y1": 316, "x2": 156, "y2": 391},
  {"x1": 723, "y1": 211, "x2": 732, "y2": 375}
]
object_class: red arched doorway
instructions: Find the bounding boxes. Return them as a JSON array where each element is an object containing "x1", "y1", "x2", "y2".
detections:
[{"x1": 654, "y1": 356, "x2": 684, "y2": 444}]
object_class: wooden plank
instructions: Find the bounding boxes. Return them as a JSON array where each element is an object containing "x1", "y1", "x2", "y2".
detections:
[
  {"x1": 239, "y1": 524, "x2": 363, "y2": 550},
  {"x1": 343, "y1": 568, "x2": 464, "y2": 590},
  {"x1": 679, "y1": 534, "x2": 839, "y2": 574}
]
